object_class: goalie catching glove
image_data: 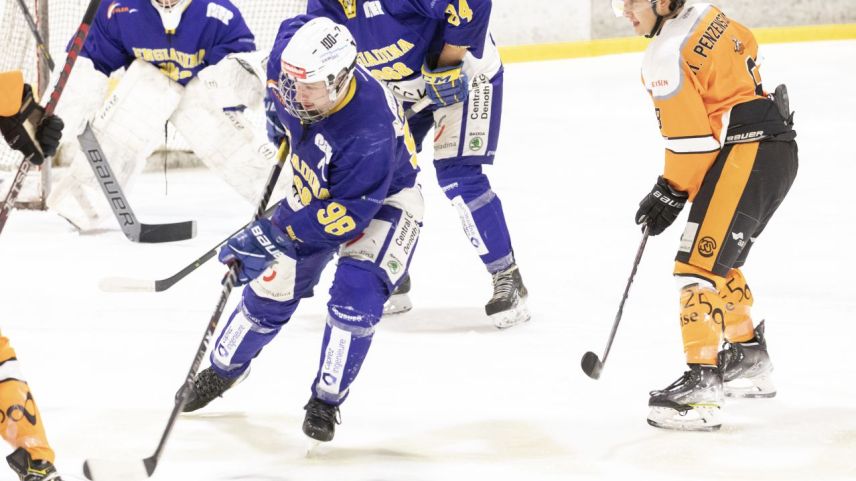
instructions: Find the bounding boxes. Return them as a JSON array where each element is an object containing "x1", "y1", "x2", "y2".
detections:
[
  {"x1": 422, "y1": 61, "x2": 469, "y2": 107},
  {"x1": 218, "y1": 218, "x2": 296, "y2": 285},
  {"x1": 635, "y1": 176, "x2": 688, "y2": 236},
  {"x1": 0, "y1": 83, "x2": 64, "y2": 165}
]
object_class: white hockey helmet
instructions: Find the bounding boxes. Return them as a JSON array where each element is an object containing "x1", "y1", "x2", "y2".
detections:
[{"x1": 278, "y1": 17, "x2": 358, "y2": 123}]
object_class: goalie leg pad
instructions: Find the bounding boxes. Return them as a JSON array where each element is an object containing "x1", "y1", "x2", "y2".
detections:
[
  {"x1": 172, "y1": 63, "x2": 286, "y2": 205},
  {"x1": 437, "y1": 163, "x2": 514, "y2": 273},
  {"x1": 47, "y1": 60, "x2": 183, "y2": 230}
]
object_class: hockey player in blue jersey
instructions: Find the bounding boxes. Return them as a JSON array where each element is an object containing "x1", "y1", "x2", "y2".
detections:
[
  {"x1": 179, "y1": 15, "x2": 424, "y2": 443},
  {"x1": 307, "y1": 0, "x2": 529, "y2": 329},
  {"x1": 46, "y1": 0, "x2": 284, "y2": 231}
]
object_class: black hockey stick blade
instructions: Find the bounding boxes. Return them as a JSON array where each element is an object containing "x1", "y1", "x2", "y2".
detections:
[
  {"x1": 137, "y1": 219, "x2": 197, "y2": 243},
  {"x1": 581, "y1": 351, "x2": 604, "y2": 380}
]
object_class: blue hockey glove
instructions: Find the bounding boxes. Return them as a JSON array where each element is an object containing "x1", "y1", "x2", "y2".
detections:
[
  {"x1": 635, "y1": 176, "x2": 688, "y2": 236},
  {"x1": 422, "y1": 62, "x2": 469, "y2": 107},
  {"x1": 218, "y1": 218, "x2": 296, "y2": 285}
]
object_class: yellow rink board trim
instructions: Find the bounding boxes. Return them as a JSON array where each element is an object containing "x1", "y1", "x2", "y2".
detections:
[{"x1": 498, "y1": 23, "x2": 856, "y2": 64}]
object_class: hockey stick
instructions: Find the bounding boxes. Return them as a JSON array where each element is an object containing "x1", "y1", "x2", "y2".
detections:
[
  {"x1": 14, "y1": 0, "x2": 55, "y2": 71},
  {"x1": 97, "y1": 96, "x2": 433, "y2": 291},
  {"x1": 98, "y1": 203, "x2": 277, "y2": 292},
  {"x1": 82, "y1": 140, "x2": 290, "y2": 481},
  {"x1": 0, "y1": 0, "x2": 101, "y2": 237},
  {"x1": 581, "y1": 226, "x2": 650, "y2": 380},
  {"x1": 78, "y1": 123, "x2": 196, "y2": 243}
]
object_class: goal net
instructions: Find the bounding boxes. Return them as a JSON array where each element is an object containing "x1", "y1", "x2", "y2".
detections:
[{"x1": 0, "y1": 0, "x2": 307, "y2": 208}]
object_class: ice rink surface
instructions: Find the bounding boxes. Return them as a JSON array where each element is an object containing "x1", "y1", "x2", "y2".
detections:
[{"x1": 0, "y1": 39, "x2": 855, "y2": 481}]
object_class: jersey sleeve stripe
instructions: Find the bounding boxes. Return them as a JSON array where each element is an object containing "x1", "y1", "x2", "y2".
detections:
[{"x1": 664, "y1": 135, "x2": 720, "y2": 154}]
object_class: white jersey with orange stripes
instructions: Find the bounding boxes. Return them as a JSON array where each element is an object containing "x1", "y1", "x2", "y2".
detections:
[{"x1": 641, "y1": 3, "x2": 765, "y2": 200}]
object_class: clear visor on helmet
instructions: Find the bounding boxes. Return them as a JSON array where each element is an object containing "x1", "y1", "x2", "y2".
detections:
[{"x1": 611, "y1": 0, "x2": 651, "y2": 17}]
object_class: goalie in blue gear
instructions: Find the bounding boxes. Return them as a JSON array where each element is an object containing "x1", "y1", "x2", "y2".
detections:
[{"x1": 179, "y1": 15, "x2": 424, "y2": 444}]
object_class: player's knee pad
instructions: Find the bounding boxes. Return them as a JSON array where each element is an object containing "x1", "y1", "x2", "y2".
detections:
[
  {"x1": 47, "y1": 60, "x2": 182, "y2": 230},
  {"x1": 720, "y1": 268, "x2": 755, "y2": 343},
  {"x1": 328, "y1": 261, "x2": 387, "y2": 332},
  {"x1": 679, "y1": 283, "x2": 726, "y2": 365}
]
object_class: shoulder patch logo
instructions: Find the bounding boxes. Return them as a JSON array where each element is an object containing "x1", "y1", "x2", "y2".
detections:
[
  {"x1": 338, "y1": 0, "x2": 357, "y2": 19},
  {"x1": 107, "y1": 2, "x2": 136, "y2": 19},
  {"x1": 732, "y1": 37, "x2": 745, "y2": 54},
  {"x1": 207, "y1": 3, "x2": 234, "y2": 26},
  {"x1": 364, "y1": 0, "x2": 384, "y2": 18}
]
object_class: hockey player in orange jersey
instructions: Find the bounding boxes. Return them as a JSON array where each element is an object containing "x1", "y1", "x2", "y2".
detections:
[
  {"x1": 0, "y1": 71, "x2": 64, "y2": 481},
  {"x1": 612, "y1": 1, "x2": 798, "y2": 431}
]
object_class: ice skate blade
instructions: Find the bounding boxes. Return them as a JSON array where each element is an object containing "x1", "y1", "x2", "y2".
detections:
[
  {"x1": 647, "y1": 405, "x2": 722, "y2": 432},
  {"x1": 725, "y1": 373, "x2": 777, "y2": 398},
  {"x1": 383, "y1": 292, "x2": 412, "y2": 316},
  {"x1": 490, "y1": 299, "x2": 531, "y2": 329},
  {"x1": 304, "y1": 438, "x2": 322, "y2": 457}
]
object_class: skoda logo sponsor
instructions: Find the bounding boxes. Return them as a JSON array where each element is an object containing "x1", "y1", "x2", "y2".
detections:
[{"x1": 468, "y1": 137, "x2": 484, "y2": 151}]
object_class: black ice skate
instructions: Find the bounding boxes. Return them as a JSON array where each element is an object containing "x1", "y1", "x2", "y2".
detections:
[
  {"x1": 485, "y1": 264, "x2": 531, "y2": 329},
  {"x1": 718, "y1": 321, "x2": 776, "y2": 398},
  {"x1": 179, "y1": 367, "x2": 248, "y2": 412},
  {"x1": 6, "y1": 447, "x2": 62, "y2": 481},
  {"x1": 383, "y1": 274, "x2": 412, "y2": 316},
  {"x1": 302, "y1": 397, "x2": 341, "y2": 442},
  {"x1": 647, "y1": 364, "x2": 724, "y2": 432}
]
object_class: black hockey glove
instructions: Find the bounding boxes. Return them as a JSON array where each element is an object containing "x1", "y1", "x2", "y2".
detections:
[
  {"x1": 35, "y1": 114, "x2": 64, "y2": 158},
  {"x1": 635, "y1": 176, "x2": 688, "y2": 236},
  {"x1": 0, "y1": 84, "x2": 54, "y2": 165}
]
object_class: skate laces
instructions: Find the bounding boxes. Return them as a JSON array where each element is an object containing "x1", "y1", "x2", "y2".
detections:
[
  {"x1": 490, "y1": 268, "x2": 518, "y2": 301},
  {"x1": 193, "y1": 369, "x2": 233, "y2": 401},
  {"x1": 305, "y1": 399, "x2": 341, "y2": 425},
  {"x1": 651, "y1": 369, "x2": 696, "y2": 396}
]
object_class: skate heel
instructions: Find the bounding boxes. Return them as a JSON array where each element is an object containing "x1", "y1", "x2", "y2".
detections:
[
  {"x1": 725, "y1": 371, "x2": 776, "y2": 398},
  {"x1": 490, "y1": 297, "x2": 531, "y2": 329}
]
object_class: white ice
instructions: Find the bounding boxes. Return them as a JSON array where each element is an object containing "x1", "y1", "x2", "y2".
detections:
[{"x1": 0, "y1": 40, "x2": 855, "y2": 481}]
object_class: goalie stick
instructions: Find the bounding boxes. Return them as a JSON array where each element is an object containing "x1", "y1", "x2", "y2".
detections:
[
  {"x1": 77, "y1": 123, "x2": 196, "y2": 243},
  {"x1": 581, "y1": 226, "x2": 649, "y2": 380},
  {"x1": 0, "y1": 0, "x2": 101, "y2": 237},
  {"x1": 82, "y1": 140, "x2": 290, "y2": 481},
  {"x1": 97, "y1": 96, "x2": 433, "y2": 291}
]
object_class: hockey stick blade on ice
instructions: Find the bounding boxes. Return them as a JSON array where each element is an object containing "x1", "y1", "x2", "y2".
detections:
[
  {"x1": 78, "y1": 123, "x2": 196, "y2": 243},
  {"x1": 83, "y1": 141, "x2": 290, "y2": 481},
  {"x1": 0, "y1": 0, "x2": 102, "y2": 237},
  {"x1": 98, "y1": 204, "x2": 277, "y2": 293},
  {"x1": 581, "y1": 226, "x2": 650, "y2": 380}
]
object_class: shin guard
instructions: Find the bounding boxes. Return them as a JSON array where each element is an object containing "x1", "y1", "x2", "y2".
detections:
[
  {"x1": 720, "y1": 268, "x2": 755, "y2": 343},
  {"x1": 679, "y1": 284, "x2": 726, "y2": 365}
]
